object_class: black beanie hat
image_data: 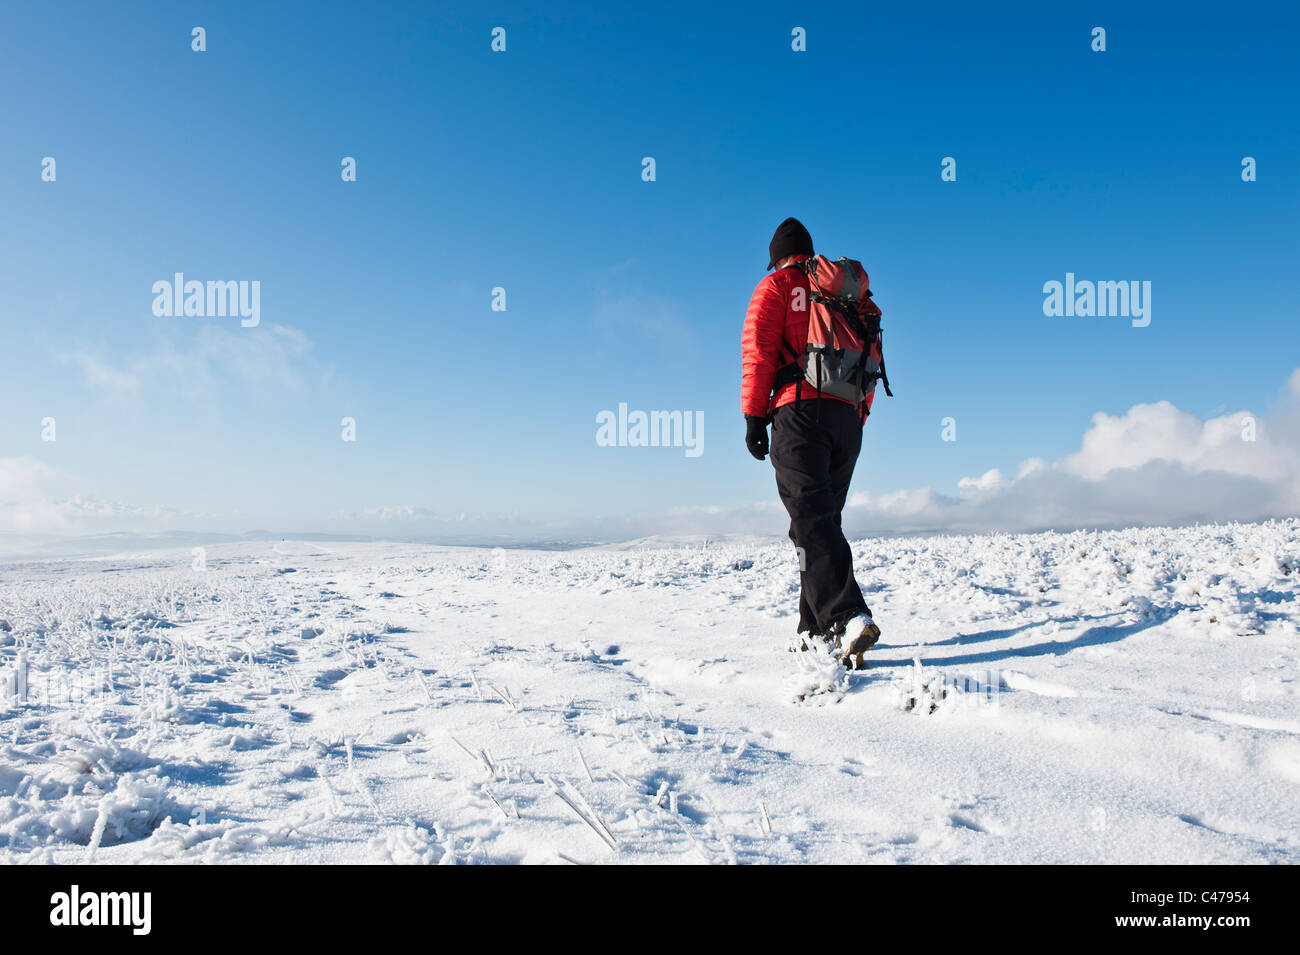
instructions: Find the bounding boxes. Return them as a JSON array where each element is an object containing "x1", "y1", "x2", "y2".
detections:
[{"x1": 767, "y1": 217, "x2": 814, "y2": 270}]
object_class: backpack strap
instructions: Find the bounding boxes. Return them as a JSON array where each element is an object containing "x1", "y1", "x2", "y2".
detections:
[
  {"x1": 772, "y1": 262, "x2": 812, "y2": 401},
  {"x1": 872, "y1": 319, "x2": 893, "y2": 397},
  {"x1": 772, "y1": 362, "x2": 803, "y2": 389}
]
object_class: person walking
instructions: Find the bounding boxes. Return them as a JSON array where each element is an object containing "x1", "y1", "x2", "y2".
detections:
[{"x1": 740, "y1": 217, "x2": 891, "y2": 668}]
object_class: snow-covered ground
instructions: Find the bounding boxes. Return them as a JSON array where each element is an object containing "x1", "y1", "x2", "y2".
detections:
[{"x1": 1, "y1": 520, "x2": 1298, "y2": 864}]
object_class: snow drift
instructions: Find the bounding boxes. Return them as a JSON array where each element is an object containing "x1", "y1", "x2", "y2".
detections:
[{"x1": 1, "y1": 521, "x2": 1297, "y2": 864}]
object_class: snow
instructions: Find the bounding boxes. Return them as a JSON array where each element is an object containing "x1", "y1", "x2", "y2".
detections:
[{"x1": 1, "y1": 521, "x2": 1298, "y2": 864}]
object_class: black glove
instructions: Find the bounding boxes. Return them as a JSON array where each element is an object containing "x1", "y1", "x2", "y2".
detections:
[{"x1": 745, "y1": 414, "x2": 770, "y2": 461}]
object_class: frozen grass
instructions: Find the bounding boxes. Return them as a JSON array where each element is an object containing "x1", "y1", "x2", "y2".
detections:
[{"x1": 0, "y1": 520, "x2": 1298, "y2": 864}]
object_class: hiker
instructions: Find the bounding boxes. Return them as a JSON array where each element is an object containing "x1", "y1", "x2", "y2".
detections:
[{"x1": 740, "y1": 217, "x2": 892, "y2": 669}]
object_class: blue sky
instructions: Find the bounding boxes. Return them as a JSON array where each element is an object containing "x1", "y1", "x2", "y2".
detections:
[{"x1": 2, "y1": 1, "x2": 1298, "y2": 544}]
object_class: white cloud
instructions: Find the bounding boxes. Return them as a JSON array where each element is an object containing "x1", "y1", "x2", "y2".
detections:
[
  {"x1": 592, "y1": 289, "x2": 696, "y2": 352},
  {"x1": 834, "y1": 375, "x2": 1300, "y2": 536},
  {"x1": 0, "y1": 458, "x2": 199, "y2": 537},
  {"x1": 63, "y1": 323, "x2": 321, "y2": 397},
  {"x1": 1059, "y1": 400, "x2": 1294, "y2": 484},
  {"x1": 0, "y1": 457, "x2": 75, "y2": 533},
  {"x1": 359, "y1": 506, "x2": 437, "y2": 522},
  {"x1": 6, "y1": 370, "x2": 1299, "y2": 546},
  {"x1": 957, "y1": 468, "x2": 1005, "y2": 492},
  {"x1": 593, "y1": 368, "x2": 1300, "y2": 540},
  {"x1": 66, "y1": 353, "x2": 141, "y2": 392}
]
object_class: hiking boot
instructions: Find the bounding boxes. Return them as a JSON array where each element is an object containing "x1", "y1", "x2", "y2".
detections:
[{"x1": 832, "y1": 614, "x2": 881, "y2": 670}]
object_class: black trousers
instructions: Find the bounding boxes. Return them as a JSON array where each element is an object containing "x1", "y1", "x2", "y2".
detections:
[{"x1": 770, "y1": 399, "x2": 869, "y2": 634}]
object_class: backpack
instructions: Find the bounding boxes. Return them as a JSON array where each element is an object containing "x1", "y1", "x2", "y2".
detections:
[{"x1": 776, "y1": 255, "x2": 893, "y2": 410}]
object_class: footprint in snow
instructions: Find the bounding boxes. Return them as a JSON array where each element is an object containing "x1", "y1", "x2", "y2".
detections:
[
  {"x1": 313, "y1": 668, "x2": 350, "y2": 688},
  {"x1": 839, "y1": 756, "x2": 869, "y2": 777},
  {"x1": 948, "y1": 812, "x2": 988, "y2": 834},
  {"x1": 279, "y1": 704, "x2": 313, "y2": 723}
]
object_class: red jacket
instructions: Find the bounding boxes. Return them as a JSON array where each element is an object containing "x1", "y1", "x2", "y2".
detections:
[{"x1": 741, "y1": 255, "x2": 876, "y2": 421}]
